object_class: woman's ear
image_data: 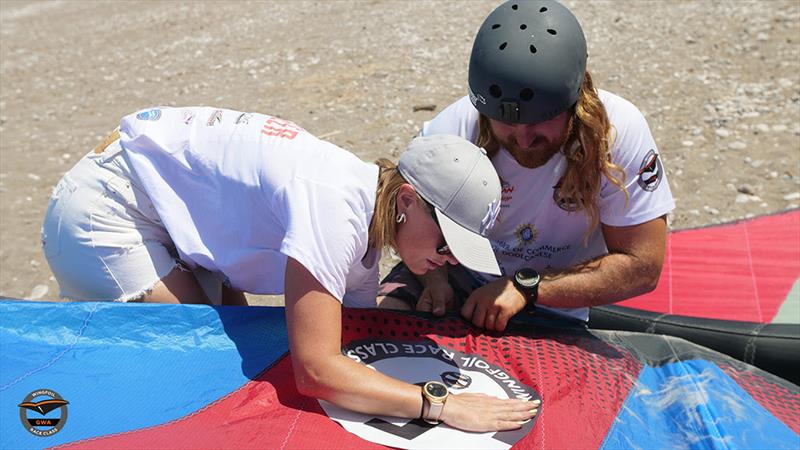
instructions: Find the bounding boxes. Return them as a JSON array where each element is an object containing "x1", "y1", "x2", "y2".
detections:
[{"x1": 395, "y1": 183, "x2": 418, "y2": 212}]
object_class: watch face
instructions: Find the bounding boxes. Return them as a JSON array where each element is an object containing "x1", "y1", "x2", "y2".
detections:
[
  {"x1": 425, "y1": 382, "x2": 448, "y2": 399},
  {"x1": 516, "y1": 268, "x2": 540, "y2": 288}
]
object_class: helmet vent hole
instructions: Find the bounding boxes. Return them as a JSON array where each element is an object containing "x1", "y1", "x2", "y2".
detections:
[
  {"x1": 547, "y1": 28, "x2": 557, "y2": 35},
  {"x1": 540, "y1": 7, "x2": 548, "y2": 12},
  {"x1": 520, "y1": 24, "x2": 527, "y2": 30},
  {"x1": 520, "y1": 88, "x2": 534, "y2": 101},
  {"x1": 511, "y1": 4, "x2": 518, "y2": 10},
  {"x1": 489, "y1": 85, "x2": 503, "y2": 98},
  {"x1": 499, "y1": 42, "x2": 507, "y2": 50},
  {"x1": 492, "y1": 24, "x2": 501, "y2": 29},
  {"x1": 530, "y1": 44, "x2": 537, "y2": 54}
]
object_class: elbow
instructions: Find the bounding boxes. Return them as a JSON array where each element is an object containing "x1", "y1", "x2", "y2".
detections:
[
  {"x1": 638, "y1": 261, "x2": 663, "y2": 294},
  {"x1": 292, "y1": 358, "x2": 334, "y2": 399}
]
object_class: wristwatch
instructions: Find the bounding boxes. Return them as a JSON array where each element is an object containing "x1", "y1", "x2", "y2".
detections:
[
  {"x1": 513, "y1": 268, "x2": 541, "y2": 307},
  {"x1": 421, "y1": 381, "x2": 449, "y2": 424}
]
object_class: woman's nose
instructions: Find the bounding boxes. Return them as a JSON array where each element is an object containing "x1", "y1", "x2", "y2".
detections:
[{"x1": 442, "y1": 253, "x2": 459, "y2": 266}]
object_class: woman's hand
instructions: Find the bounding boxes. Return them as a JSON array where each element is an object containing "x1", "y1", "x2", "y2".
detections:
[{"x1": 441, "y1": 392, "x2": 540, "y2": 432}]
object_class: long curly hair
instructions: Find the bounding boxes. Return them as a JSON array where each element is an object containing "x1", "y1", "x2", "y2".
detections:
[{"x1": 476, "y1": 71, "x2": 627, "y2": 242}]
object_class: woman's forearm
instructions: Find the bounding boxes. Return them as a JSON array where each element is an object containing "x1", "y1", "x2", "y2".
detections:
[{"x1": 293, "y1": 352, "x2": 423, "y2": 418}]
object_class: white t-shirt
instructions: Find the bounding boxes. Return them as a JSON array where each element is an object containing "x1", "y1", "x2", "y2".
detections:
[
  {"x1": 118, "y1": 107, "x2": 380, "y2": 307},
  {"x1": 421, "y1": 91, "x2": 675, "y2": 321}
]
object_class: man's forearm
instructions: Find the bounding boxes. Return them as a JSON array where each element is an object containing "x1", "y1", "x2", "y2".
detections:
[{"x1": 537, "y1": 252, "x2": 662, "y2": 309}]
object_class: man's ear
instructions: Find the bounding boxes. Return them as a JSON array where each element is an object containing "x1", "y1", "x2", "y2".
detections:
[{"x1": 395, "y1": 183, "x2": 418, "y2": 211}]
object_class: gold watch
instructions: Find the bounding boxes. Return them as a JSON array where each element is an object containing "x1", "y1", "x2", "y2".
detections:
[{"x1": 422, "y1": 381, "x2": 449, "y2": 424}]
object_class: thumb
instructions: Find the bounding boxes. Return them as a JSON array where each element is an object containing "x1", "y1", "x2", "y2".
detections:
[
  {"x1": 416, "y1": 289, "x2": 433, "y2": 312},
  {"x1": 432, "y1": 290, "x2": 447, "y2": 316}
]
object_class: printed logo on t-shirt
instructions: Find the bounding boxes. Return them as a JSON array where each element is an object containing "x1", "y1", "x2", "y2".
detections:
[
  {"x1": 552, "y1": 179, "x2": 579, "y2": 212},
  {"x1": 182, "y1": 109, "x2": 195, "y2": 125},
  {"x1": 261, "y1": 116, "x2": 302, "y2": 140},
  {"x1": 501, "y1": 180, "x2": 514, "y2": 208},
  {"x1": 207, "y1": 109, "x2": 223, "y2": 126},
  {"x1": 136, "y1": 109, "x2": 161, "y2": 121},
  {"x1": 235, "y1": 113, "x2": 251, "y2": 125},
  {"x1": 514, "y1": 223, "x2": 538, "y2": 247},
  {"x1": 637, "y1": 149, "x2": 663, "y2": 192}
]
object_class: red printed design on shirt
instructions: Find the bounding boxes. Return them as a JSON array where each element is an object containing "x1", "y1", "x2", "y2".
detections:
[{"x1": 261, "y1": 117, "x2": 303, "y2": 140}]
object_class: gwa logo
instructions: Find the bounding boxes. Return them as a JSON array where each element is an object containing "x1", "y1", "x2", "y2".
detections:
[{"x1": 319, "y1": 340, "x2": 540, "y2": 450}]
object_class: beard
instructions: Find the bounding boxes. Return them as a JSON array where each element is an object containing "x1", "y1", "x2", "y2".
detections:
[{"x1": 500, "y1": 132, "x2": 568, "y2": 169}]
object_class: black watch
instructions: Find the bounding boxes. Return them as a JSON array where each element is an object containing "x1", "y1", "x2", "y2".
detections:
[{"x1": 513, "y1": 268, "x2": 540, "y2": 307}]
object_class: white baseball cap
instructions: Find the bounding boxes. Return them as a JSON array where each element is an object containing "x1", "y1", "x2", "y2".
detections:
[{"x1": 398, "y1": 134, "x2": 502, "y2": 275}]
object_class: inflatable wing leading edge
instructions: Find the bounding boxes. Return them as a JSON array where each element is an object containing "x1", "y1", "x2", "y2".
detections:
[{"x1": 1, "y1": 300, "x2": 798, "y2": 450}]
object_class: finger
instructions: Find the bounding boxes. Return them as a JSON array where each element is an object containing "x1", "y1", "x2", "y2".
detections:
[
  {"x1": 495, "y1": 310, "x2": 512, "y2": 332},
  {"x1": 494, "y1": 420, "x2": 524, "y2": 431},
  {"x1": 497, "y1": 398, "x2": 540, "y2": 412},
  {"x1": 485, "y1": 305, "x2": 503, "y2": 331},
  {"x1": 461, "y1": 293, "x2": 477, "y2": 321},
  {"x1": 509, "y1": 408, "x2": 538, "y2": 421},
  {"x1": 416, "y1": 290, "x2": 432, "y2": 312},
  {"x1": 472, "y1": 301, "x2": 488, "y2": 329},
  {"x1": 485, "y1": 312, "x2": 496, "y2": 331},
  {"x1": 432, "y1": 290, "x2": 447, "y2": 316}
]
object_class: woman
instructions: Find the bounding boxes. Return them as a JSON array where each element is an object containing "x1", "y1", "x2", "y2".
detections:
[{"x1": 42, "y1": 106, "x2": 538, "y2": 431}]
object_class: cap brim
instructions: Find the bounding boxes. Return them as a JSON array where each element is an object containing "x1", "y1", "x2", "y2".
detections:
[{"x1": 435, "y1": 209, "x2": 501, "y2": 276}]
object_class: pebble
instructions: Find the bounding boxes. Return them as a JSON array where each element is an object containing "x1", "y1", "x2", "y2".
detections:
[
  {"x1": 681, "y1": 140, "x2": 694, "y2": 147},
  {"x1": 783, "y1": 192, "x2": 800, "y2": 201},
  {"x1": 28, "y1": 284, "x2": 49, "y2": 300},
  {"x1": 715, "y1": 129, "x2": 731, "y2": 138},
  {"x1": 737, "y1": 185, "x2": 755, "y2": 195},
  {"x1": 727, "y1": 141, "x2": 747, "y2": 150},
  {"x1": 754, "y1": 124, "x2": 770, "y2": 133},
  {"x1": 772, "y1": 124, "x2": 788, "y2": 132}
]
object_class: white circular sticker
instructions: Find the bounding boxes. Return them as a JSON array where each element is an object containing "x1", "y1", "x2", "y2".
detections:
[{"x1": 320, "y1": 340, "x2": 540, "y2": 450}]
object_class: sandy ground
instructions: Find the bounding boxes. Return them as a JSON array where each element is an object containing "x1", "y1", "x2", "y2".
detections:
[{"x1": 1, "y1": 0, "x2": 798, "y2": 305}]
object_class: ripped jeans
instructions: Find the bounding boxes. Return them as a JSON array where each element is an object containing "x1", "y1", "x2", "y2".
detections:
[{"x1": 41, "y1": 138, "x2": 182, "y2": 302}]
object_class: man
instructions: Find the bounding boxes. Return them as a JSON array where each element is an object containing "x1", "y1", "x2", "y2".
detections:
[{"x1": 378, "y1": 0, "x2": 674, "y2": 331}]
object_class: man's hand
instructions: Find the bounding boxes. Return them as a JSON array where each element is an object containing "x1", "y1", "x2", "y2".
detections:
[
  {"x1": 460, "y1": 277, "x2": 527, "y2": 331},
  {"x1": 416, "y1": 280, "x2": 455, "y2": 316}
]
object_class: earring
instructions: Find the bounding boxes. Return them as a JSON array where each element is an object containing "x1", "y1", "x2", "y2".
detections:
[{"x1": 395, "y1": 212, "x2": 407, "y2": 223}]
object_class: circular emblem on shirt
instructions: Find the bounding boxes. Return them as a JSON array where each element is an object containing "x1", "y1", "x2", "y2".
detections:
[
  {"x1": 135, "y1": 109, "x2": 161, "y2": 121},
  {"x1": 552, "y1": 180, "x2": 579, "y2": 212},
  {"x1": 515, "y1": 223, "x2": 539, "y2": 247},
  {"x1": 637, "y1": 149, "x2": 663, "y2": 192}
]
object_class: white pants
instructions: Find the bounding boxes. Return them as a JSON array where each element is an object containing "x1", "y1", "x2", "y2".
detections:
[{"x1": 41, "y1": 138, "x2": 221, "y2": 302}]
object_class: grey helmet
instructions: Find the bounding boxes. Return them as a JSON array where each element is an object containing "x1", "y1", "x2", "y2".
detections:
[{"x1": 468, "y1": 0, "x2": 587, "y2": 124}]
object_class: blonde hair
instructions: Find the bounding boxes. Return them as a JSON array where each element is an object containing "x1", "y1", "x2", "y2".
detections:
[
  {"x1": 476, "y1": 71, "x2": 627, "y2": 242},
  {"x1": 369, "y1": 158, "x2": 428, "y2": 251}
]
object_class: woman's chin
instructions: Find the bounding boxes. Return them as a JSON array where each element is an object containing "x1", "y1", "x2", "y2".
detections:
[{"x1": 408, "y1": 263, "x2": 427, "y2": 276}]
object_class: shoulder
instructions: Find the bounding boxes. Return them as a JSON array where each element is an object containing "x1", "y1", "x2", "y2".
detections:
[
  {"x1": 598, "y1": 90, "x2": 657, "y2": 159},
  {"x1": 421, "y1": 96, "x2": 480, "y2": 141},
  {"x1": 599, "y1": 90, "x2": 649, "y2": 129}
]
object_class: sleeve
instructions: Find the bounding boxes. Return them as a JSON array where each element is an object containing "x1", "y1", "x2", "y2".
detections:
[
  {"x1": 276, "y1": 178, "x2": 363, "y2": 302},
  {"x1": 599, "y1": 101, "x2": 676, "y2": 227},
  {"x1": 419, "y1": 96, "x2": 481, "y2": 143}
]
